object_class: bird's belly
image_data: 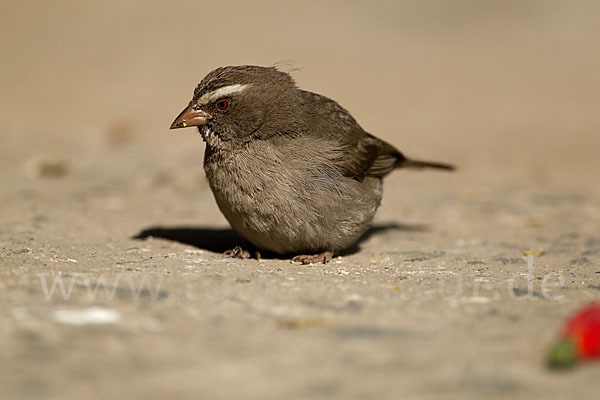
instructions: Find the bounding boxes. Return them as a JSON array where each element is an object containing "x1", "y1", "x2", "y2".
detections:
[{"x1": 205, "y1": 160, "x2": 382, "y2": 254}]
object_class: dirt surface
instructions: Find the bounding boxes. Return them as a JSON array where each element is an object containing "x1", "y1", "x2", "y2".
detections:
[{"x1": 1, "y1": 1, "x2": 599, "y2": 399}]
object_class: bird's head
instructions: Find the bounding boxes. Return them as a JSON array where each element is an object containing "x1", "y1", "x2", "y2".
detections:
[{"x1": 170, "y1": 65, "x2": 300, "y2": 147}]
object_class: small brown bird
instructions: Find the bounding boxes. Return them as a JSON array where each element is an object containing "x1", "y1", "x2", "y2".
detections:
[{"x1": 171, "y1": 65, "x2": 454, "y2": 264}]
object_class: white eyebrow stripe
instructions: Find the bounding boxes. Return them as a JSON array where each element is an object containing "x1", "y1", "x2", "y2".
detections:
[{"x1": 197, "y1": 84, "x2": 249, "y2": 104}]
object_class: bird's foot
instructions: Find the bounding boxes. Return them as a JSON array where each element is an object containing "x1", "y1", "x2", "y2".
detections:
[
  {"x1": 292, "y1": 250, "x2": 333, "y2": 265},
  {"x1": 224, "y1": 246, "x2": 260, "y2": 260}
]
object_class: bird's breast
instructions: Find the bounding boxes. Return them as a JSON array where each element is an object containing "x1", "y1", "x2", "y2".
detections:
[{"x1": 202, "y1": 142, "x2": 382, "y2": 254}]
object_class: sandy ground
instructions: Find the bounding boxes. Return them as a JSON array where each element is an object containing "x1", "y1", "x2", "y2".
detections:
[{"x1": 1, "y1": 1, "x2": 600, "y2": 399}]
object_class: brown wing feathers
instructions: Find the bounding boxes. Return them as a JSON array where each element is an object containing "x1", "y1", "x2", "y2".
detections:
[{"x1": 341, "y1": 134, "x2": 454, "y2": 181}]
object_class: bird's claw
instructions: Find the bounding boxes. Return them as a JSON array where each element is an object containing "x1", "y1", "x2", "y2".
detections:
[
  {"x1": 292, "y1": 251, "x2": 333, "y2": 265},
  {"x1": 224, "y1": 246, "x2": 251, "y2": 259},
  {"x1": 224, "y1": 246, "x2": 260, "y2": 260}
]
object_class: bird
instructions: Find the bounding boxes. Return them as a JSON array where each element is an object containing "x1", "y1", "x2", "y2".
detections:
[{"x1": 171, "y1": 65, "x2": 454, "y2": 264}]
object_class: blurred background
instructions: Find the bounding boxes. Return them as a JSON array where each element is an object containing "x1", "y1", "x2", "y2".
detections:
[
  {"x1": 2, "y1": 0, "x2": 599, "y2": 173},
  {"x1": 1, "y1": 1, "x2": 600, "y2": 399}
]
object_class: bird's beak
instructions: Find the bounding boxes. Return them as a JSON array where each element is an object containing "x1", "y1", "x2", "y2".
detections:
[{"x1": 170, "y1": 103, "x2": 211, "y2": 130}]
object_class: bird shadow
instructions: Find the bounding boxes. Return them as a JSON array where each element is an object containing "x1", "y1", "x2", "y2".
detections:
[{"x1": 132, "y1": 222, "x2": 429, "y2": 259}]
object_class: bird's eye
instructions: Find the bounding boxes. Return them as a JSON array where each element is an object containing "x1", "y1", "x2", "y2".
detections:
[{"x1": 216, "y1": 99, "x2": 229, "y2": 111}]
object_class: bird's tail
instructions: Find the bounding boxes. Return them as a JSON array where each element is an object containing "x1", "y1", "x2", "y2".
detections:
[{"x1": 397, "y1": 158, "x2": 455, "y2": 171}]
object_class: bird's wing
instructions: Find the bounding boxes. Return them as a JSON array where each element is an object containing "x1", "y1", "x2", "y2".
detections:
[
  {"x1": 298, "y1": 91, "x2": 405, "y2": 181},
  {"x1": 339, "y1": 133, "x2": 406, "y2": 181},
  {"x1": 299, "y1": 91, "x2": 452, "y2": 182},
  {"x1": 339, "y1": 131, "x2": 455, "y2": 180}
]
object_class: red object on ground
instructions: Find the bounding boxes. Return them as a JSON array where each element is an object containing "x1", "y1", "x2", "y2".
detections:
[{"x1": 549, "y1": 302, "x2": 600, "y2": 367}]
